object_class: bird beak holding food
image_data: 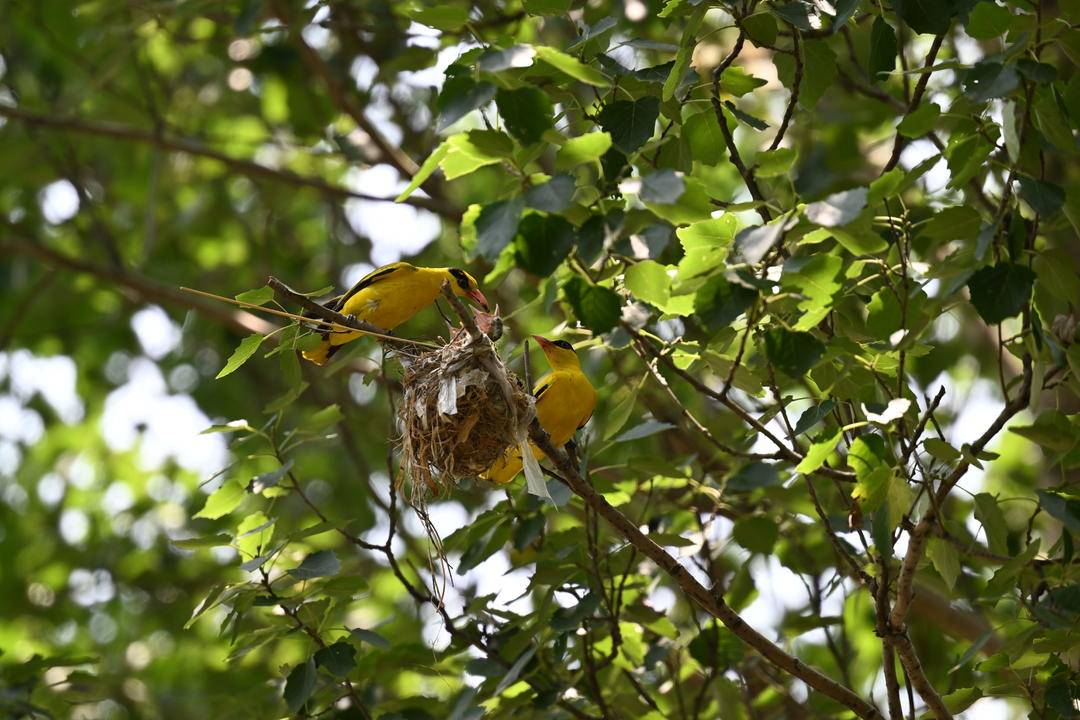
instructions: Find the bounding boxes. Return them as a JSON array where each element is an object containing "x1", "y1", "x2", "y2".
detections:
[{"x1": 467, "y1": 288, "x2": 489, "y2": 310}]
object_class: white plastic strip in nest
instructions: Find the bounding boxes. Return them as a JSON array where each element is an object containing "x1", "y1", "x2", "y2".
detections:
[
  {"x1": 437, "y1": 375, "x2": 459, "y2": 416},
  {"x1": 518, "y1": 437, "x2": 550, "y2": 500}
]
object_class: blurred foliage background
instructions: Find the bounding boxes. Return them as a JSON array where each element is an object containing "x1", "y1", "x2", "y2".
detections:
[{"x1": 1, "y1": 0, "x2": 1078, "y2": 719}]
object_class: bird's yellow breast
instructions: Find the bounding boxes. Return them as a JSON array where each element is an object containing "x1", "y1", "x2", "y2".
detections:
[{"x1": 535, "y1": 370, "x2": 597, "y2": 447}]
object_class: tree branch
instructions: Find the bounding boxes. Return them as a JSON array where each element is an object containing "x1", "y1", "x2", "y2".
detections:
[
  {"x1": 0, "y1": 104, "x2": 458, "y2": 217},
  {"x1": 3, "y1": 237, "x2": 275, "y2": 336},
  {"x1": 532, "y1": 431, "x2": 883, "y2": 720},
  {"x1": 710, "y1": 32, "x2": 772, "y2": 223},
  {"x1": 882, "y1": 35, "x2": 945, "y2": 173}
]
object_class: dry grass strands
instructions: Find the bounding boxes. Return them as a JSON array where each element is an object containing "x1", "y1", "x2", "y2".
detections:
[{"x1": 396, "y1": 315, "x2": 532, "y2": 509}]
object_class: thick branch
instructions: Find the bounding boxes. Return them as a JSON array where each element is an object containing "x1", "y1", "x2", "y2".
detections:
[
  {"x1": 4, "y1": 237, "x2": 275, "y2": 336},
  {"x1": 893, "y1": 632, "x2": 953, "y2": 720},
  {"x1": 891, "y1": 356, "x2": 1033, "y2": 629},
  {"x1": 531, "y1": 430, "x2": 882, "y2": 719}
]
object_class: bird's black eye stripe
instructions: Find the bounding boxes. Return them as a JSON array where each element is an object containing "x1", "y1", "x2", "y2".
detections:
[
  {"x1": 553, "y1": 340, "x2": 574, "y2": 350},
  {"x1": 449, "y1": 267, "x2": 470, "y2": 289}
]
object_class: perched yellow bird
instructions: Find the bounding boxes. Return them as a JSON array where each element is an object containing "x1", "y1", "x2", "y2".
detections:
[
  {"x1": 302, "y1": 262, "x2": 488, "y2": 365},
  {"x1": 482, "y1": 336, "x2": 597, "y2": 486}
]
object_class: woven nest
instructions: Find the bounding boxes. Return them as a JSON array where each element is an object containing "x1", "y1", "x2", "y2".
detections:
[{"x1": 397, "y1": 315, "x2": 532, "y2": 506}]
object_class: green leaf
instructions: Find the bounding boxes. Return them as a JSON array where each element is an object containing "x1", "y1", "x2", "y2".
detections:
[
  {"x1": 402, "y1": 2, "x2": 468, "y2": 29},
  {"x1": 551, "y1": 593, "x2": 601, "y2": 631},
  {"x1": 718, "y1": 67, "x2": 768, "y2": 97},
  {"x1": 248, "y1": 460, "x2": 294, "y2": 494},
  {"x1": 523, "y1": 0, "x2": 571, "y2": 13},
  {"x1": 694, "y1": 275, "x2": 756, "y2": 331},
  {"x1": 235, "y1": 285, "x2": 274, "y2": 306},
  {"x1": 563, "y1": 276, "x2": 621, "y2": 334},
  {"x1": 963, "y1": 62, "x2": 1020, "y2": 102},
  {"x1": 794, "y1": 40, "x2": 837, "y2": 108},
  {"x1": 495, "y1": 87, "x2": 553, "y2": 146},
  {"x1": 973, "y1": 493, "x2": 1009, "y2": 556},
  {"x1": 534, "y1": 46, "x2": 610, "y2": 87},
  {"x1": 868, "y1": 17, "x2": 898, "y2": 81},
  {"x1": 723, "y1": 101, "x2": 769, "y2": 130},
  {"x1": 928, "y1": 537, "x2": 960, "y2": 589},
  {"x1": 442, "y1": 130, "x2": 513, "y2": 181},
  {"x1": 794, "y1": 400, "x2": 835, "y2": 436},
  {"x1": 1034, "y1": 248, "x2": 1080, "y2": 301},
  {"x1": 306, "y1": 403, "x2": 344, "y2": 432},
  {"x1": 1010, "y1": 411, "x2": 1079, "y2": 452},
  {"x1": 289, "y1": 550, "x2": 340, "y2": 580},
  {"x1": 677, "y1": 216, "x2": 736, "y2": 278},
  {"x1": 1037, "y1": 490, "x2": 1080, "y2": 534},
  {"x1": 764, "y1": 329, "x2": 825, "y2": 377},
  {"x1": 626, "y1": 260, "x2": 672, "y2": 310},
  {"x1": 796, "y1": 429, "x2": 842, "y2": 473},
  {"x1": 494, "y1": 647, "x2": 537, "y2": 694},
  {"x1": 194, "y1": 481, "x2": 245, "y2": 520},
  {"x1": 967, "y1": 263, "x2": 1035, "y2": 324},
  {"x1": 887, "y1": 472, "x2": 915, "y2": 528},
  {"x1": 1033, "y1": 85, "x2": 1076, "y2": 152},
  {"x1": 784, "y1": 253, "x2": 844, "y2": 331},
  {"x1": 314, "y1": 641, "x2": 357, "y2": 678},
  {"x1": 897, "y1": 102, "x2": 940, "y2": 138},
  {"x1": 555, "y1": 132, "x2": 612, "y2": 170},
  {"x1": 733, "y1": 515, "x2": 779, "y2": 554},
  {"x1": 475, "y1": 198, "x2": 525, "y2": 261},
  {"x1": 688, "y1": 626, "x2": 745, "y2": 668},
  {"x1": 893, "y1": 0, "x2": 958, "y2": 35},
  {"x1": 397, "y1": 141, "x2": 450, "y2": 202},
  {"x1": 986, "y1": 539, "x2": 1040, "y2": 596},
  {"x1": 741, "y1": 13, "x2": 777, "y2": 47},
  {"x1": 755, "y1": 147, "x2": 797, "y2": 178},
  {"x1": 946, "y1": 134, "x2": 994, "y2": 189},
  {"x1": 734, "y1": 222, "x2": 785, "y2": 264},
  {"x1": 216, "y1": 333, "x2": 265, "y2": 379},
  {"x1": 966, "y1": 2, "x2": 1013, "y2": 40},
  {"x1": 829, "y1": 227, "x2": 889, "y2": 256},
  {"x1": 477, "y1": 45, "x2": 537, "y2": 72},
  {"x1": 924, "y1": 438, "x2": 961, "y2": 462},
  {"x1": 598, "y1": 97, "x2": 660, "y2": 154},
  {"x1": 804, "y1": 188, "x2": 867, "y2": 227},
  {"x1": 515, "y1": 214, "x2": 575, "y2": 276},
  {"x1": 437, "y1": 76, "x2": 496, "y2": 132},
  {"x1": 639, "y1": 170, "x2": 685, "y2": 204},
  {"x1": 682, "y1": 110, "x2": 725, "y2": 166},
  {"x1": 664, "y1": 6, "x2": 705, "y2": 101},
  {"x1": 919, "y1": 206, "x2": 981, "y2": 242},
  {"x1": 603, "y1": 381, "x2": 640, "y2": 440},
  {"x1": 351, "y1": 628, "x2": 391, "y2": 648},
  {"x1": 615, "y1": 420, "x2": 674, "y2": 443},
  {"x1": 283, "y1": 657, "x2": 316, "y2": 713},
  {"x1": 1018, "y1": 177, "x2": 1065, "y2": 217},
  {"x1": 524, "y1": 175, "x2": 575, "y2": 212},
  {"x1": 173, "y1": 533, "x2": 233, "y2": 549}
]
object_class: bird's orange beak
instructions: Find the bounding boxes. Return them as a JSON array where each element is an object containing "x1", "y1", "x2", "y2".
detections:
[
  {"x1": 531, "y1": 335, "x2": 552, "y2": 349},
  {"x1": 467, "y1": 288, "x2": 489, "y2": 311}
]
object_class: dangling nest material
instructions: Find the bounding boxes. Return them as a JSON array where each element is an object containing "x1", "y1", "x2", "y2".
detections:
[{"x1": 396, "y1": 314, "x2": 533, "y2": 508}]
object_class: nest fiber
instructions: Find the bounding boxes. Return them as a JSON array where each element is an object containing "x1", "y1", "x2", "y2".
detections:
[{"x1": 397, "y1": 326, "x2": 531, "y2": 502}]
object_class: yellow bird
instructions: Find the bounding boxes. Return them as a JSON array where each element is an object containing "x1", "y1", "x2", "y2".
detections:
[
  {"x1": 302, "y1": 262, "x2": 488, "y2": 365},
  {"x1": 482, "y1": 336, "x2": 597, "y2": 486}
]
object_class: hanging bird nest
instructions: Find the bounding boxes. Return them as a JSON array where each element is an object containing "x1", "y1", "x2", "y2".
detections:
[{"x1": 396, "y1": 311, "x2": 533, "y2": 507}]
